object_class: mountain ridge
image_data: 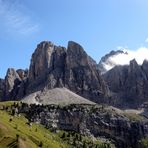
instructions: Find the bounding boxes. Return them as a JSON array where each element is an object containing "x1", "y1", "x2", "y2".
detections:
[
  {"x1": 1, "y1": 41, "x2": 148, "y2": 109},
  {"x1": 0, "y1": 40, "x2": 109, "y2": 105},
  {"x1": 103, "y1": 59, "x2": 148, "y2": 108}
]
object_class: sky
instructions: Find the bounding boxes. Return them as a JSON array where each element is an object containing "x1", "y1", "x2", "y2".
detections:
[{"x1": 1, "y1": 0, "x2": 148, "y2": 78}]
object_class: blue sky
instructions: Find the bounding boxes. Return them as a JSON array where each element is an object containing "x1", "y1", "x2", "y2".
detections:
[{"x1": 1, "y1": 0, "x2": 148, "y2": 78}]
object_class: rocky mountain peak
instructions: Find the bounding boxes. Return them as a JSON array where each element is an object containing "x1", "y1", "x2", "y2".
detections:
[
  {"x1": 67, "y1": 41, "x2": 86, "y2": 55},
  {"x1": 1, "y1": 40, "x2": 148, "y2": 109},
  {"x1": 142, "y1": 60, "x2": 148, "y2": 77},
  {"x1": 6, "y1": 68, "x2": 20, "y2": 79},
  {"x1": 0, "y1": 78, "x2": 4, "y2": 100},
  {"x1": 29, "y1": 41, "x2": 55, "y2": 82},
  {"x1": 27, "y1": 41, "x2": 66, "y2": 93},
  {"x1": 142, "y1": 59, "x2": 148, "y2": 65},
  {"x1": 128, "y1": 59, "x2": 140, "y2": 74},
  {"x1": 103, "y1": 57, "x2": 148, "y2": 108},
  {"x1": 129, "y1": 59, "x2": 138, "y2": 68},
  {"x1": 67, "y1": 41, "x2": 90, "y2": 68},
  {"x1": 36, "y1": 41, "x2": 54, "y2": 51},
  {"x1": 66, "y1": 41, "x2": 110, "y2": 100},
  {"x1": 142, "y1": 60, "x2": 148, "y2": 70},
  {"x1": 4, "y1": 68, "x2": 22, "y2": 100},
  {"x1": 100, "y1": 50, "x2": 125, "y2": 62},
  {"x1": 128, "y1": 59, "x2": 146, "y2": 79},
  {"x1": 5, "y1": 68, "x2": 21, "y2": 92},
  {"x1": 0, "y1": 40, "x2": 110, "y2": 104},
  {"x1": 16, "y1": 69, "x2": 28, "y2": 80},
  {"x1": 26, "y1": 40, "x2": 110, "y2": 103},
  {"x1": 98, "y1": 50, "x2": 128, "y2": 74}
]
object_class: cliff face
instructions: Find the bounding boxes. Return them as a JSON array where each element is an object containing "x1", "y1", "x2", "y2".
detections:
[
  {"x1": 0, "y1": 41, "x2": 109, "y2": 103},
  {"x1": 103, "y1": 59, "x2": 148, "y2": 108},
  {"x1": 2, "y1": 41, "x2": 148, "y2": 109},
  {"x1": 19, "y1": 104, "x2": 148, "y2": 148},
  {"x1": 27, "y1": 41, "x2": 109, "y2": 103},
  {"x1": 27, "y1": 41, "x2": 109, "y2": 102},
  {"x1": 0, "y1": 79, "x2": 4, "y2": 101},
  {"x1": 3, "y1": 68, "x2": 28, "y2": 100},
  {"x1": 27, "y1": 41, "x2": 66, "y2": 92},
  {"x1": 64, "y1": 41, "x2": 109, "y2": 102}
]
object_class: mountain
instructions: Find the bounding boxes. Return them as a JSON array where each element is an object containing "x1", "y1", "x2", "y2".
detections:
[
  {"x1": 1, "y1": 42, "x2": 148, "y2": 109},
  {"x1": 103, "y1": 59, "x2": 148, "y2": 108},
  {"x1": 0, "y1": 101, "x2": 109, "y2": 148},
  {"x1": 0, "y1": 79, "x2": 4, "y2": 101},
  {"x1": 98, "y1": 50, "x2": 128, "y2": 74},
  {"x1": 2, "y1": 41, "x2": 148, "y2": 147},
  {"x1": 4, "y1": 68, "x2": 28, "y2": 101},
  {"x1": 27, "y1": 41, "x2": 109, "y2": 102},
  {"x1": 97, "y1": 49, "x2": 148, "y2": 108},
  {"x1": 1, "y1": 101, "x2": 148, "y2": 148},
  {"x1": 0, "y1": 41, "x2": 109, "y2": 104}
]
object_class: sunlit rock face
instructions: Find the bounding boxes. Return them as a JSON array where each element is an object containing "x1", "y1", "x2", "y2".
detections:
[
  {"x1": 0, "y1": 41, "x2": 109, "y2": 104},
  {"x1": 2, "y1": 41, "x2": 148, "y2": 109},
  {"x1": 64, "y1": 41, "x2": 109, "y2": 102},
  {"x1": 27, "y1": 41, "x2": 109, "y2": 103},
  {"x1": 27, "y1": 41, "x2": 67, "y2": 93}
]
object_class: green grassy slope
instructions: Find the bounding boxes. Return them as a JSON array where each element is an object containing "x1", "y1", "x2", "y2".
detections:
[
  {"x1": 0, "y1": 101, "x2": 113, "y2": 148},
  {"x1": 0, "y1": 109, "x2": 68, "y2": 148}
]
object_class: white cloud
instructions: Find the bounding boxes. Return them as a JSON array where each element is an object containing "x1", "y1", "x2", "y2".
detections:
[
  {"x1": 103, "y1": 47, "x2": 148, "y2": 71},
  {"x1": 145, "y1": 38, "x2": 148, "y2": 43},
  {"x1": 0, "y1": 0, "x2": 39, "y2": 35},
  {"x1": 116, "y1": 47, "x2": 148, "y2": 65}
]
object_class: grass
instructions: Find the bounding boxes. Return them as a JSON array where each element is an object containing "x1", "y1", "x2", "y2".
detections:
[
  {"x1": 123, "y1": 112, "x2": 145, "y2": 121},
  {"x1": 140, "y1": 138, "x2": 148, "y2": 148},
  {"x1": 0, "y1": 109, "x2": 69, "y2": 148},
  {"x1": 0, "y1": 101, "x2": 114, "y2": 148},
  {"x1": 0, "y1": 101, "x2": 19, "y2": 107}
]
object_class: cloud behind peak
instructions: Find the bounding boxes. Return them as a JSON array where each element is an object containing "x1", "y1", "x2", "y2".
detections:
[{"x1": 101, "y1": 47, "x2": 148, "y2": 72}]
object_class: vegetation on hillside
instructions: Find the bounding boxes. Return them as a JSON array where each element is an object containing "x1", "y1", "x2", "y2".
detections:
[
  {"x1": 0, "y1": 101, "x2": 114, "y2": 148},
  {"x1": 140, "y1": 138, "x2": 148, "y2": 148}
]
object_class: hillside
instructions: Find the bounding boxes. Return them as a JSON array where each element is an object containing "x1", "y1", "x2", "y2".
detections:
[
  {"x1": 0, "y1": 105, "x2": 67, "y2": 148},
  {"x1": 1, "y1": 101, "x2": 148, "y2": 148},
  {"x1": 0, "y1": 101, "x2": 113, "y2": 148}
]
